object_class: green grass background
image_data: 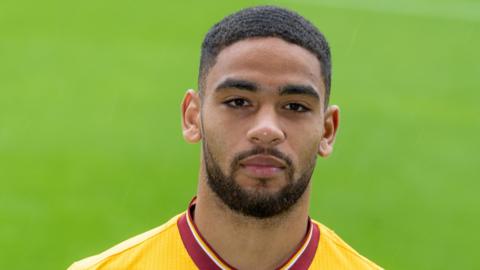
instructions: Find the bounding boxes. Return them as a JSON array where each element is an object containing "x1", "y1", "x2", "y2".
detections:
[{"x1": 1, "y1": 0, "x2": 479, "y2": 269}]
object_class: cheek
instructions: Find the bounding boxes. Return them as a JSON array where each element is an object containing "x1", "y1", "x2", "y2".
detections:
[
  {"x1": 287, "y1": 123, "x2": 322, "y2": 169},
  {"x1": 202, "y1": 110, "x2": 242, "y2": 170},
  {"x1": 203, "y1": 111, "x2": 235, "y2": 145},
  {"x1": 202, "y1": 100, "x2": 249, "y2": 144}
]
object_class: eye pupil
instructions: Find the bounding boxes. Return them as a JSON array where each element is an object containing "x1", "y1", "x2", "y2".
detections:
[
  {"x1": 234, "y1": 99, "x2": 244, "y2": 106},
  {"x1": 285, "y1": 103, "x2": 309, "y2": 112},
  {"x1": 225, "y1": 98, "x2": 249, "y2": 108}
]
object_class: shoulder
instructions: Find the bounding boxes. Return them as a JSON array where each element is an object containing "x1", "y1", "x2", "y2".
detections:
[
  {"x1": 312, "y1": 220, "x2": 383, "y2": 270},
  {"x1": 68, "y1": 213, "x2": 184, "y2": 270}
]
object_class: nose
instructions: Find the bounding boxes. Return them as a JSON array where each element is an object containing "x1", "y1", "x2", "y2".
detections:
[{"x1": 246, "y1": 107, "x2": 286, "y2": 147}]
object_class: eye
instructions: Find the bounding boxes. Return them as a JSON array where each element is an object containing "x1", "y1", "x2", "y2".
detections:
[
  {"x1": 284, "y1": 103, "x2": 310, "y2": 112},
  {"x1": 224, "y1": 98, "x2": 251, "y2": 108}
]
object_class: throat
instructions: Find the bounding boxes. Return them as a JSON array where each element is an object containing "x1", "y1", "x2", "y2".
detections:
[{"x1": 190, "y1": 194, "x2": 312, "y2": 270}]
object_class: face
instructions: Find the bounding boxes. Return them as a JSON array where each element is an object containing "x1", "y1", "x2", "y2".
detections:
[{"x1": 182, "y1": 37, "x2": 339, "y2": 218}]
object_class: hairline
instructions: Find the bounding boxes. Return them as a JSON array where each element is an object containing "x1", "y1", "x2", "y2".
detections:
[{"x1": 198, "y1": 36, "x2": 329, "y2": 106}]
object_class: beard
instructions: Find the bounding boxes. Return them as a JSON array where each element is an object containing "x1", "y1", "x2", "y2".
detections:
[{"x1": 203, "y1": 142, "x2": 316, "y2": 219}]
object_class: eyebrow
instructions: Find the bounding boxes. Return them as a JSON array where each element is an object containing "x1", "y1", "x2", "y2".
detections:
[
  {"x1": 214, "y1": 78, "x2": 320, "y2": 101},
  {"x1": 215, "y1": 79, "x2": 258, "y2": 92},
  {"x1": 279, "y1": 84, "x2": 320, "y2": 101}
]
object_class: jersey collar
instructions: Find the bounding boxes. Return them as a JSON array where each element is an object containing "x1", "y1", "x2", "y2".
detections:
[{"x1": 177, "y1": 197, "x2": 320, "y2": 270}]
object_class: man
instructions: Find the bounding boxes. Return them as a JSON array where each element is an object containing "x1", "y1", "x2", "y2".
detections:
[{"x1": 69, "y1": 6, "x2": 382, "y2": 270}]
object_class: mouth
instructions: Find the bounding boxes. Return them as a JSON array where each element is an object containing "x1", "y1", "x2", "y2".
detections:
[{"x1": 239, "y1": 154, "x2": 286, "y2": 178}]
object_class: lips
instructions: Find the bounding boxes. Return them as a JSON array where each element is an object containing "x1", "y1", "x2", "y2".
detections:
[{"x1": 239, "y1": 155, "x2": 286, "y2": 178}]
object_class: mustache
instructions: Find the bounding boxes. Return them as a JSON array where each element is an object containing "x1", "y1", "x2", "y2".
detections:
[{"x1": 231, "y1": 147, "x2": 293, "y2": 169}]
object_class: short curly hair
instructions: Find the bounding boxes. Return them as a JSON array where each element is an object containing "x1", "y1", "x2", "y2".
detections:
[{"x1": 199, "y1": 5, "x2": 332, "y2": 105}]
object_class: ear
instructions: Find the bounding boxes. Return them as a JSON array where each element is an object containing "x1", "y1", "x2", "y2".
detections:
[
  {"x1": 318, "y1": 105, "x2": 340, "y2": 157},
  {"x1": 181, "y1": 89, "x2": 202, "y2": 143}
]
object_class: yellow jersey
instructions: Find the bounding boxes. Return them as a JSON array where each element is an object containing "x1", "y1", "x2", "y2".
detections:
[{"x1": 68, "y1": 200, "x2": 383, "y2": 270}]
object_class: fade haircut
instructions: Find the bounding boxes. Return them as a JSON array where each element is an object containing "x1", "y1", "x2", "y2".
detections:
[{"x1": 198, "y1": 5, "x2": 332, "y2": 105}]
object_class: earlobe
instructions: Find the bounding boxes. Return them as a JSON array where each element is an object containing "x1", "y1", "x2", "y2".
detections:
[
  {"x1": 318, "y1": 105, "x2": 340, "y2": 157},
  {"x1": 181, "y1": 89, "x2": 202, "y2": 143},
  {"x1": 318, "y1": 140, "x2": 330, "y2": 157}
]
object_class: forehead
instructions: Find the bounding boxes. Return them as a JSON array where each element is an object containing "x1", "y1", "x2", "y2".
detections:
[{"x1": 204, "y1": 37, "x2": 324, "y2": 97}]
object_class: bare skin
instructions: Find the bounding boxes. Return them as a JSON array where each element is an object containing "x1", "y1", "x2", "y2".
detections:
[{"x1": 181, "y1": 37, "x2": 339, "y2": 270}]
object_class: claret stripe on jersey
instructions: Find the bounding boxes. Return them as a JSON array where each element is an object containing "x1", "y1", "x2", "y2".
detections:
[{"x1": 177, "y1": 198, "x2": 320, "y2": 270}]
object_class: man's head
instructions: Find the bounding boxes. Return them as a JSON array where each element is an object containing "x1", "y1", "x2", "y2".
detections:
[
  {"x1": 182, "y1": 6, "x2": 339, "y2": 219},
  {"x1": 199, "y1": 6, "x2": 332, "y2": 106}
]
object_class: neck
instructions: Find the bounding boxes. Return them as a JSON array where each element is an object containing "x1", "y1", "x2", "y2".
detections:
[{"x1": 194, "y1": 174, "x2": 311, "y2": 270}]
